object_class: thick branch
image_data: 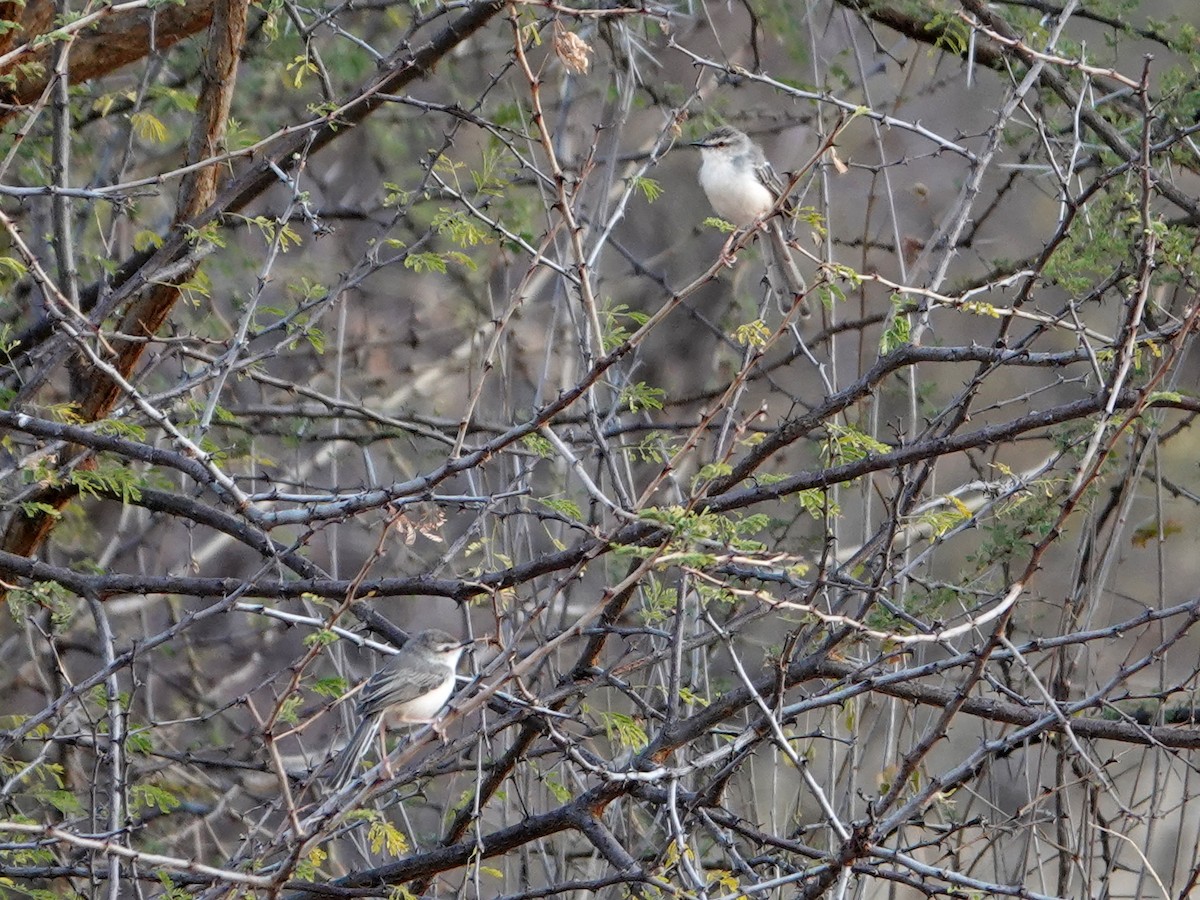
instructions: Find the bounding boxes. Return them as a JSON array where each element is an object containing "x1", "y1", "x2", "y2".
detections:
[{"x1": 0, "y1": 0, "x2": 215, "y2": 114}]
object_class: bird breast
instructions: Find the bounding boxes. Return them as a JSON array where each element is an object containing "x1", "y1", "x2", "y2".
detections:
[
  {"x1": 698, "y1": 153, "x2": 774, "y2": 225},
  {"x1": 382, "y1": 675, "x2": 456, "y2": 726}
]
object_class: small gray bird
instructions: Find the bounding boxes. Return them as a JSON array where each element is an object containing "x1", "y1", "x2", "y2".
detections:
[
  {"x1": 330, "y1": 628, "x2": 471, "y2": 788},
  {"x1": 690, "y1": 126, "x2": 810, "y2": 316}
]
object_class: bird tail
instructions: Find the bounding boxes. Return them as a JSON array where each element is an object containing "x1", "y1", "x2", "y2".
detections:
[
  {"x1": 762, "y1": 221, "x2": 810, "y2": 318},
  {"x1": 330, "y1": 713, "x2": 383, "y2": 790}
]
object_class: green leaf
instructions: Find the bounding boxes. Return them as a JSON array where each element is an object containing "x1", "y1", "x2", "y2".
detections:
[
  {"x1": 131, "y1": 782, "x2": 181, "y2": 814},
  {"x1": 961, "y1": 299, "x2": 1001, "y2": 318},
  {"x1": 70, "y1": 463, "x2": 142, "y2": 503},
  {"x1": 431, "y1": 208, "x2": 493, "y2": 247},
  {"x1": 404, "y1": 251, "x2": 448, "y2": 274},
  {"x1": 0, "y1": 256, "x2": 28, "y2": 277},
  {"x1": 522, "y1": 434, "x2": 554, "y2": 458},
  {"x1": 926, "y1": 11, "x2": 971, "y2": 56},
  {"x1": 542, "y1": 772, "x2": 571, "y2": 802},
  {"x1": 19, "y1": 501, "x2": 62, "y2": 520},
  {"x1": 539, "y1": 496, "x2": 582, "y2": 520},
  {"x1": 823, "y1": 423, "x2": 891, "y2": 465},
  {"x1": 443, "y1": 250, "x2": 477, "y2": 271},
  {"x1": 1147, "y1": 390, "x2": 1182, "y2": 405},
  {"x1": 598, "y1": 711, "x2": 648, "y2": 750},
  {"x1": 132, "y1": 230, "x2": 163, "y2": 252},
  {"x1": 600, "y1": 303, "x2": 650, "y2": 351},
  {"x1": 880, "y1": 295, "x2": 911, "y2": 354},
  {"x1": 278, "y1": 694, "x2": 303, "y2": 725},
  {"x1": 130, "y1": 110, "x2": 168, "y2": 143},
  {"x1": 303, "y1": 629, "x2": 338, "y2": 648},
  {"x1": 285, "y1": 55, "x2": 317, "y2": 89},
  {"x1": 692, "y1": 461, "x2": 732, "y2": 487},
  {"x1": 95, "y1": 418, "x2": 147, "y2": 440},
  {"x1": 311, "y1": 677, "x2": 347, "y2": 699},
  {"x1": 39, "y1": 789, "x2": 82, "y2": 815},
  {"x1": 734, "y1": 319, "x2": 770, "y2": 347},
  {"x1": 368, "y1": 817, "x2": 409, "y2": 856},
  {"x1": 632, "y1": 175, "x2": 662, "y2": 203},
  {"x1": 795, "y1": 488, "x2": 838, "y2": 518},
  {"x1": 619, "y1": 382, "x2": 664, "y2": 413},
  {"x1": 176, "y1": 268, "x2": 213, "y2": 303},
  {"x1": 294, "y1": 846, "x2": 325, "y2": 881},
  {"x1": 703, "y1": 216, "x2": 737, "y2": 233}
]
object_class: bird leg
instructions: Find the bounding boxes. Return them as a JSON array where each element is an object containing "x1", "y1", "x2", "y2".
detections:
[
  {"x1": 719, "y1": 230, "x2": 744, "y2": 268},
  {"x1": 372, "y1": 731, "x2": 394, "y2": 782},
  {"x1": 428, "y1": 715, "x2": 451, "y2": 745}
]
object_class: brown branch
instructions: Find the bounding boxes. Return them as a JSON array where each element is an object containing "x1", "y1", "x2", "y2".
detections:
[
  {"x1": 4, "y1": 387, "x2": 1200, "y2": 603},
  {"x1": 0, "y1": 0, "x2": 215, "y2": 114},
  {"x1": 0, "y1": 0, "x2": 249, "y2": 574},
  {"x1": 0, "y1": 0, "x2": 508, "y2": 583},
  {"x1": 812, "y1": 654, "x2": 1200, "y2": 747},
  {"x1": 84, "y1": 0, "x2": 248, "y2": 422},
  {"x1": 282, "y1": 787, "x2": 621, "y2": 899}
]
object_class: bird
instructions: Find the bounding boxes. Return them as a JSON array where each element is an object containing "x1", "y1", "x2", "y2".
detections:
[
  {"x1": 329, "y1": 628, "x2": 472, "y2": 789},
  {"x1": 690, "y1": 125, "x2": 810, "y2": 316}
]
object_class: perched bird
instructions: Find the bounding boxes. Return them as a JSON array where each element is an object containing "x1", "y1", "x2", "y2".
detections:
[
  {"x1": 330, "y1": 628, "x2": 471, "y2": 789},
  {"x1": 690, "y1": 125, "x2": 810, "y2": 316}
]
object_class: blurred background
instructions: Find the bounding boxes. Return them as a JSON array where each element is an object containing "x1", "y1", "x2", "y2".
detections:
[{"x1": 3, "y1": 0, "x2": 1200, "y2": 896}]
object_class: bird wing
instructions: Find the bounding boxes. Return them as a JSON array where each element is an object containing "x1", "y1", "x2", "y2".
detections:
[
  {"x1": 755, "y1": 158, "x2": 786, "y2": 199},
  {"x1": 755, "y1": 158, "x2": 803, "y2": 227},
  {"x1": 356, "y1": 659, "x2": 449, "y2": 718}
]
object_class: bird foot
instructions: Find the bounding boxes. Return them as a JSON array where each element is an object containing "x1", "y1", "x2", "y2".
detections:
[
  {"x1": 430, "y1": 718, "x2": 450, "y2": 744},
  {"x1": 719, "y1": 234, "x2": 743, "y2": 269}
]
